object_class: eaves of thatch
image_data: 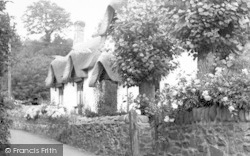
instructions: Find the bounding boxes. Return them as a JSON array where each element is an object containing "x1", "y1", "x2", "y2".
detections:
[
  {"x1": 45, "y1": 56, "x2": 68, "y2": 88},
  {"x1": 89, "y1": 52, "x2": 121, "y2": 87},
  {"x1": 62, "y1": 49, "x2": 101, "y2": 83}
]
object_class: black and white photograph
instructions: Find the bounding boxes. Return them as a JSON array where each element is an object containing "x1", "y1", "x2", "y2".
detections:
[{"x1": 1, "y1": 0, "x2": 250, "y2": 155}]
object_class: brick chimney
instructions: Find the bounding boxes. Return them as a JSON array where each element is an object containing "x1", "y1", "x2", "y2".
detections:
[{"x1": 73, "y1": 21, "x2": 85, "y2": 50}]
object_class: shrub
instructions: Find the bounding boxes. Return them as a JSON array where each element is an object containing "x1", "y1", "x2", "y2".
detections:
[{"x1": 0, "y1": 95, "x2": 12, "y2": 145}]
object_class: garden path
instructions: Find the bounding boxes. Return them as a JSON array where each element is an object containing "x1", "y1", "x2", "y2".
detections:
[{"x1": 10, "y1": 129, "x2": 97, "y2": 156}]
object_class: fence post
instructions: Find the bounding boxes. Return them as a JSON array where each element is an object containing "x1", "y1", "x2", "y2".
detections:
[{"x1": 129, "y1": 109, "x2": 140, "y2": 156}]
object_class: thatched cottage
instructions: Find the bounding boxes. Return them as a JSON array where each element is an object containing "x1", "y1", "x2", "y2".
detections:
[{"x1": 45, "y1": 2, "x2": 139, "y2": 114}]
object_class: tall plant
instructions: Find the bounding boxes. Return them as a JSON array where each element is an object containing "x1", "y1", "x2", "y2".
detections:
[
  {"x1": 169, "y1": 0, "x2": 250, "y2": 79},
  {"x1": 111, "y1": 0, "x2": 180, "y2": 103},
  {"x1": 0, "y1": 0, "x2": 13, "y2": 147}
]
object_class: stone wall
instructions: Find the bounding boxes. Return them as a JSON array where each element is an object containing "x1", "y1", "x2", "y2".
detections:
[
  {"x1": 12, "y1": 115, "x2": 153, "y2": 156},
  {"x1": 159, "y1": 123, "x2": 250, "y2": 156},
  {"x1": 11, "y1": 106, "x2": 250, "y2": 156}
]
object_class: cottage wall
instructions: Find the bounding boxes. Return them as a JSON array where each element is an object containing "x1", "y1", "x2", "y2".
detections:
[
  {"x1": 50, "y1": 88, "x2": 59, "y2": 105},
  {"x1": 117, "y1": 84, "x2": 139, "y2": 112},
  {"x1": 83, "y1": 68, "x2": 100, "y2": 112},
  {"x1": 63, "y1": 82, "x2": 77, "y2": 113}
]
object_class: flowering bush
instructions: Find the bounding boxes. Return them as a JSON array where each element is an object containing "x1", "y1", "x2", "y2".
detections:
[
  {"x1": 24, "y1": 104, "x2": 67, "y2": 120},
  {"x1": 44, "y1": 106, "x2": 67, "y2": 119},
  {"x1": 133, "y1": 53, "x2": 250, "y2": 124},
  {"x1": 24, "y1": 106, "x2": 43, "y2": 120},
  {"x1": 160, "y1": 53, "x2": 250, "y2": 115}
]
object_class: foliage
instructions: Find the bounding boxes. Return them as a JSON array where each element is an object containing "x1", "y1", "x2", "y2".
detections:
[
  {"x1": 24, "y1": 104, "x2": 67, "y2": 120},
  {"x1": 156, "y1": 53, "x2": 250, "y2": 117},
  {"x1": 0, "y1": 0, "x2": 13, "y2": 147},
  {"x1": 22, "y1": 0, "x2": 72, "y2": 43},
  {"x1": 170, "y1": 0, "x2": 250, "y2": 58},
  {"x1": 11, "y1": 37, "x2": 72, "y2": 100},
  {"x1": 0, "y1": 95, "x2": 12, "y2": 144},
  {"x1": 96, "y1": 80, "x2": 118, "y2": 116},
  {"x1": 12, "y1": 51, "x2": 52, "y2": 100},
  {"x1": 111, "y1": 0, "x2": 180, "y2": 87},
  {"x1": 84, "y1": 109, "x2": 99, "y2": 118},
  {"x1": 39, "y1": 35, "x2": 73, "y2": 55},
  {"x1": 0, "y1": 0, "x2": 12, "y2": 77}
]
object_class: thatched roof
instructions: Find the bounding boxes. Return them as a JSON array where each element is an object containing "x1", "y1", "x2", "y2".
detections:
[
  {"x1": 92, "y1": 5, "x2": 115, "y2": 37},
  {"x1": 62, "y1": 49, "x2": 101, "y2": 82},
  {"x1": 89, "y1": 52, "x2": 121, "y2": 87},
  {"x1": 45, "y1": 56, "x2": 68, "y2": 87}
]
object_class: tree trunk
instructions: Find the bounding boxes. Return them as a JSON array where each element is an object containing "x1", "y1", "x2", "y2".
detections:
[
  {"x1": 139, "y1": 81, "x2": 155, "y2": 115},
  {"x1": 44, "y1": 30, "x2": 53, "y2": 45},
  {"x1": 197, "y1": 52, "x2": 216, "y2": 80}
]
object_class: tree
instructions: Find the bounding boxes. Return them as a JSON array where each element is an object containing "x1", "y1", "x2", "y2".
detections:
[
  {"x1": 169, "y1": 0, "x2": 250, "y2": 80},
  {"x1": 111, "y1": 0, "x2": 180, "y2": 102},
  {"x1": 0, "y1": 0, "x2": 12, "y2": 77},
  {"x1": 11, "y1": 36, "x2": 72, "y2": 101},
  {"x1": 0, "y1": 0, "x2": 12, "y2": 146},
  {"x1": 12, "y1": 49, "x2": 52, "y2": 100},
  {"x1": 22, "y1": 0, "x2": 72, "y2": 44}
]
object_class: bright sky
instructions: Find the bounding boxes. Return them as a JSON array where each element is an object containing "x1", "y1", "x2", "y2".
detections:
[{"x1": 6, "y1": 0, "x2": 111, "y2": 40}]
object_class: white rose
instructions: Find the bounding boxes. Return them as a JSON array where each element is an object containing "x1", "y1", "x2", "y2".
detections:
[
  {"x1": 222, "y1": 97, "x2": 228, "y2": 102},
  {"x1": 164, "y1": 116, "x2": 175, "y2": 123},
  {"x1": 172, "y1": 90, "x2": 178, "y2": 96},
  {"x1": 135, "y1": 109, "x2": 141, "y2": 115},
  {"x1": 208, "y1": 73, "x2": 214, "y2": 77},
  {"x1": 228, "y1": 106, "x2": 235, "y2": 112},
  {"x1": 172, "y1": 102, "x2": 178, "y2": 110},
  {"x1": 164, "y1": 116, "x2": 170, "y2": 122},
  {"x1": 204, "y1": 95, "x2": 212, "y2": 101},
  {"x1": 194, "y1": 79, "x2": 200, "y2": 85},
  {"x1": 191, "y1": 88, "x2": 196, "y2": 93},
  {"x1": 242, "y1": 68, "x2": 248, "y2": 75},
  {"x1": 202, "y1": 90, "x2": 209, "y2": 97}
]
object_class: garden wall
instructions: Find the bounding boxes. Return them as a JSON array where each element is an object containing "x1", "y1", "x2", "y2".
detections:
[
  {"x1": 12, "y1": 116, "x2": 153, "y2": 156},
  {"x1": 11, "y1": 106, "x2": 250, "y2": 156}
]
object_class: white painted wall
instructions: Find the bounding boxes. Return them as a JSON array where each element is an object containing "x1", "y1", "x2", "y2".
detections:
[
  {"x1": 63, "y1": 82, "x2": 78, "y2": 113},
  {"x1": 83, "y1": 68, "x2": 100, "y2": 112},
  {"x1": 50, "y1": 88, "x2": 59, "y2": 105},
  {"x1": 117, "y1": 84, "x2": 139, "y2": 112}
]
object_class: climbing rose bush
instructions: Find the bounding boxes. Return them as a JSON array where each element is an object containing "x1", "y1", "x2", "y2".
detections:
[
  {"x1": 161, "y1": 54, "x2": 250, "y2": 113},
  {"x1": 134, "y1": 53, "x2": 250, "y2": 123},
  {"x1": 24, "y1": 105, "x2": 67, "y2": 120},
  {"x1": 44, "y1": 106, "x2": 67, "y2": 119}
]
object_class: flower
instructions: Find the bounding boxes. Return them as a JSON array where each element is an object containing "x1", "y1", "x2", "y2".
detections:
[
  {"x1": 242, "y1": 68, "x2": 248, "y2": 75},
  {"x1": 222, "y1": 97, "x2": 228, "y2": 102},
  {"x1": 172, "y1": 102, "x2": 178, "y2": 109},
  {"x1": 228, "y1": 106, "x2": 235, "y2": 113},
  {"x1": 194, "y1": 79, "x2": 200, "y2": 85},
  {"x1": 172, "y1": 90, "x2": 178, "y2": 96},
  {"x1": 202, "y1": 90, "x2": 209, "y2": 97},
  {"x1": 215, "y1": 67, "x2": 223, "y2": 76},
  {"x1": 129, "y1": 103, "x2": 137, "y2": 111},
  {"x1": 135, "y1": 109, "x2": 141, "y2": 115},
  {"x1": 191, "y1": 88, "x2": 196, "y2": 93},
  {"x1": 204, "y1": 95, "x2": 212, "y2": 101},
  {"x1": 208, "y1": 73, "x2": 214, "y2": 77},
  {"x1": 164, "y1": 115, "x2": 175, "y2": 123}
]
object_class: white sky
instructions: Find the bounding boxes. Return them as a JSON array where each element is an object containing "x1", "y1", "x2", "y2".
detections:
[{"x1": 6, "y1": 0, "x2": 111, "y2": 40}]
